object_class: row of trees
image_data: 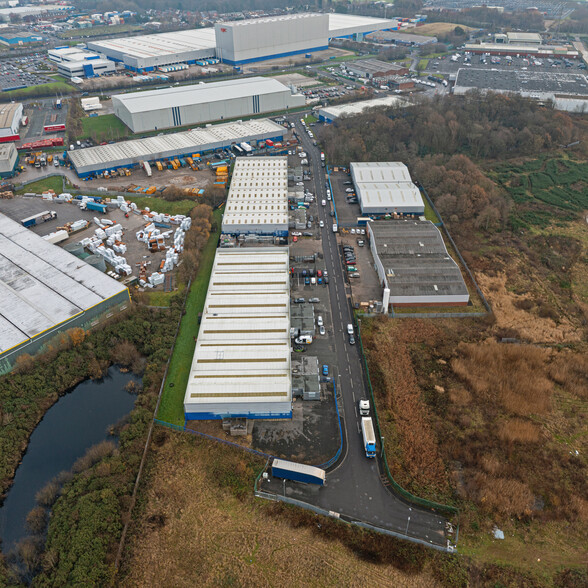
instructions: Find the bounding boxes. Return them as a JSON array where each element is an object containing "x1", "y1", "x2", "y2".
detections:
[{"x1": 321, "y1": 93, "x2": 580, "y2": 163}]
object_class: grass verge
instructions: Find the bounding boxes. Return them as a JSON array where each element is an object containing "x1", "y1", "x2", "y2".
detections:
[
  {"x1": 2, "y1": 81, "x2": 75, "y2": 100},
  {"x1": 156, "y1": 208, "x2": 222, "y2": 425},
  {"x1": 16, "y1": 175, "x2": 69, "y2": 194},
  {"x1": 126, "y1": 196, "x2": 199, "y2": 216},
  {"x1": 80, "y1": 114, "x2": 130, "y2": 142}
]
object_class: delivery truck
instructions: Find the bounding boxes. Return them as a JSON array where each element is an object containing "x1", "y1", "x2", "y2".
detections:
[
  {"x1": 361, "y1": 417, "x2": 376, "y2": 458},
  {"x1": 21, "y1": 210, "x2": 57, "y2": 227},
  {"x1": 271, "y1": 458, "x2": 325, "y2": 486}
]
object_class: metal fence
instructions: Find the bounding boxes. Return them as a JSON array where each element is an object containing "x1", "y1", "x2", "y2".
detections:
[{"x1": 253, "y1": 488, "x2": 455, "y2": 553}]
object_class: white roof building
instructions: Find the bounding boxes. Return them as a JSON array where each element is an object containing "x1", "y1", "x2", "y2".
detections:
[
  {"x1": 318, "y1": 96, "x2": 406, "y2": 123},
  {"x1": 0, "y1": 142, "x2": 17, "y2": 177},
  {"x1": 86, "y1": 14, "x2": 398, "y2": 71},
  {"x1": 0, "y1": 102, "x2": 22, "y2": 142},
  {"x1": 351, "y1": 162, "x2": 424, "y2": 215},
  {"x1": 0, "y1": 213, "x2": 129, "y2": 372},
  {"x1": 87, "y1": 28, "x2": 217, "y2": 71},
  {"x1": 328, "y1": 14, "x2": 399, "y2": 39},
  {"x1": 222, "y1": 156, "x2": 289, "y2": 237},
  {"x1": 68, "y1": 118, "x2": 285, "y2": 177},
  {"x1": 184, "y1": 247, "x2": 292, "y2": 421},
  {"x1": 112, "y1": 77, "x2": 305, "y2": 132}
]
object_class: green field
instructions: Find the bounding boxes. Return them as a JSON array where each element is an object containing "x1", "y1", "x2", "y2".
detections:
[
  {"x1": 156, "y1": 208, "x2": 222, "y2": 425},
  {"x1": 80, "y1": 114, "x2": 130, "y2": 142},
  {"x1": 491, "y1": 156, "x2": 588, "y2": 229},
  {"x1": 423, "y1": 199, "x2": 441, "y2": 223},
  {"x1": 16, "y1": 175, "x2": 69, "y2": 194},
  {"x1": 3, "y1": 80, "x2": 74, "y2": 100},
  {"x1": 126, "y1": 196, "x2": 200, "y2": 217}
]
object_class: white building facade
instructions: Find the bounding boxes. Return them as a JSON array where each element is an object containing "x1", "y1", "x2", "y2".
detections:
[{"x1": 112, "y1": 77, "x2": 305, "y2": 133}]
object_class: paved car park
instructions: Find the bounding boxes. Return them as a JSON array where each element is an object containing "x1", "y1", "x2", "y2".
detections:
[{"x1": 0, "y1": 56, "x2": 52, "y2": 91}]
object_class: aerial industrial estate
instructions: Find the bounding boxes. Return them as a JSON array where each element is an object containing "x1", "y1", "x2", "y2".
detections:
[{"x1": 0, "y1": 1, "x2": 586, "y2": 584}]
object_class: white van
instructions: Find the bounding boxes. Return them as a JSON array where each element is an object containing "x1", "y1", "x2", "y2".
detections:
[{"x1": 321, "y1": 199, "x2": 326, "y2": 206}]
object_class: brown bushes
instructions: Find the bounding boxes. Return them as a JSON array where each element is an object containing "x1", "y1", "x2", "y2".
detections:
[
  {"x1": 111, "y1": 341, "x2": 143, "y2": 374},
  {"x1": 367, "y1": 320, "x2": 449, "y2": 495},
  {"x1": 71, "y1": 440, "x2": 116, "y2": 474},
  {"x1": 549, "y1": 352, "x2": 588, "y2": 399},
  {"x1": 497, "y1": 419, "x2": 541, "y2": 443},
  {"x1": 473, "y1": 474, "x2": 534, "y2": 516},
  {"x1": 451, "y1": 342, "x2": 552, "y2": 415}
]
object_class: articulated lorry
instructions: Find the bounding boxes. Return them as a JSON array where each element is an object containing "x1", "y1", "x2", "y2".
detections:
[
  {"x1": 21, "y1": 210, "x2": 57, "y2": 227},
  {"x1": 361, "y1": 417, "x2": 376, "y2": 458}
]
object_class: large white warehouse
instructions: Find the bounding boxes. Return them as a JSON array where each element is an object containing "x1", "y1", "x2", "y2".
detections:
[
  {"x1": 184, "y1": 247, "x2": 292, "y2": 421},
  {"x1": 112, "y1": 77, "x2": 305, "y2": 133},
  {"x1": 0, "y1": 102, "x2": 23, "y2": 143},
  {"x1": 222, "y1": 157, "x2": 289, "y2": 237},
  {"x1": 351, "y1": 161, "x2": 424, "y2": 215},
  {"x1": 0, "y1": 213, "x2": 130, "y2": 374},
  {"x1": 87, "y1": 28, "x2": 217, "y2": 72},
  {"x1": 86, "y1": 14, "x2": 398, "y2": 72},
  {"x1": 215, "y1": 13, "x2": 328, "y2": 65}
]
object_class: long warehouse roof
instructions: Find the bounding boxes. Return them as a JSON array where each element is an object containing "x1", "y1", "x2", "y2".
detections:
[
  {"x1": 88, "y1": 27, "x2": 217, "y2": 60},
  {"x1": 68, "y1": 118, "x2": 284, "y2": 173},
  {"x1": 319, "y1": 95, "x2": 406, "y2": 119},
  {"x1": 222, "y1": 156, "x2": 289, "y2": 228},
  {"x1": 0, "y1": 213, "x2": 128, "y2": 353},
  {"x1": 114, "y1": 77, "x2": 293, "y2": 113},
  {"x1": 328, "y1": 13, "x2": 398, "y2": 35},
  {"x1": 185, "y1": 247, "x2": 291, "y2": 406},
  {"x1": 87, "y1": 14, "x2": 396, "y2": 62},
  {"x1": 0, "y1": 103, "x2": 21, "y2": 129}
]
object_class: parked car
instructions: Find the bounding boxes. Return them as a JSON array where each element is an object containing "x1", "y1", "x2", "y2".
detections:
[
  {"x1": 294, "y1": 297, "x2": 305, "y2": 303},
  {"x1": 322, "y1": 364, "x2": 329, "y2": 376}
]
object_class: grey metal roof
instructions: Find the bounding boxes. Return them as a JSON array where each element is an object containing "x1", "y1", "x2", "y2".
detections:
[
  {"x1": 369, "y1": 219, "x2": 469, "y2": 298},
  {"x1": 0, "y1": 213, "x2": 128, "y2": 353},
  {"x1": 69, "y1": 118, "x2": 284, "y2": 174},
  {"x1": 114, "y1": 77, "x2": 293, "y2": 114}
]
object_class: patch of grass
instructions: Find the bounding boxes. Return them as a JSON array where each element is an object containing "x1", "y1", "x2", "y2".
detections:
[
  {"x1": 146, "y1": 282, "x2": 186, "y2": 307},
  {"x1": 80, "y1": 113, "x2": 129, "y2": 141},
  {"x1": 156, "y1": 208, "x2": 222, "y2": 425},
  {"x1": 491, "y1": 156, "x2": 588, "y2": 229},
  {"x1": 424, "y1": 199, "x2": 440, "y2": 223},
  {"x1": 2, "y1": 80, "x2": 74, "y2": 100},
  {"x1": 303, "y1": 114, "x2": 317, "y2": 124},
  {"x1": 16, "y1": 175, "x2": 69, "y2": 194},
  {"x1": 126, "y1": 196, "x2": 198, "y2": 217},
  {"x1": 417, "y1": 58, "x2": 429, "y2": 71}
]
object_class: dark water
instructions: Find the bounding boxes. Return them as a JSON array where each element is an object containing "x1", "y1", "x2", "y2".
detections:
[{"x1": 0, "y1": 366, "x2": 140, "y2": 554}]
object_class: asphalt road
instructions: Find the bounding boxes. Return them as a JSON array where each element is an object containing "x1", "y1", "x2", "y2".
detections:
[{"x1": 275, "y1": 117, "x2": 452, "y2": 550}]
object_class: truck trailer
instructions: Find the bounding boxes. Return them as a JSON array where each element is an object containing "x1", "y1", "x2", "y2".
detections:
[
  {"x1": 271, "y1": 458, "x2": 325, "y2": 486},
  {"x1": 86, "y1": 201, "x2": 108, "y2": 214},
  {"x1": 361, "y1": 417, "x2": 376, "y2": 458},
  {"x1": 21, "y1": 210, "x2": 57, "y2": 227}
]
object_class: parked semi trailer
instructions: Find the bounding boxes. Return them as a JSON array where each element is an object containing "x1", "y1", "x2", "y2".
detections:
[
  {"x1": 271, "y1": 458, "x2": 325, "y2": 486},
  {"x1": 361, "y1": 417, "x2": 376, "y2": 458},
  {"x1": 21, "y1": 210, "x2": 57, "y2": 227},
  {"x1": 86, "y1": 201, "x2": 108, "y2": 213}
]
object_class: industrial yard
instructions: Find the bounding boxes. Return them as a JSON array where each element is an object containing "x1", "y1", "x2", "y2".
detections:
[{"x1": 1, "y1": 2, "x2": 587, "y2": 585}]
